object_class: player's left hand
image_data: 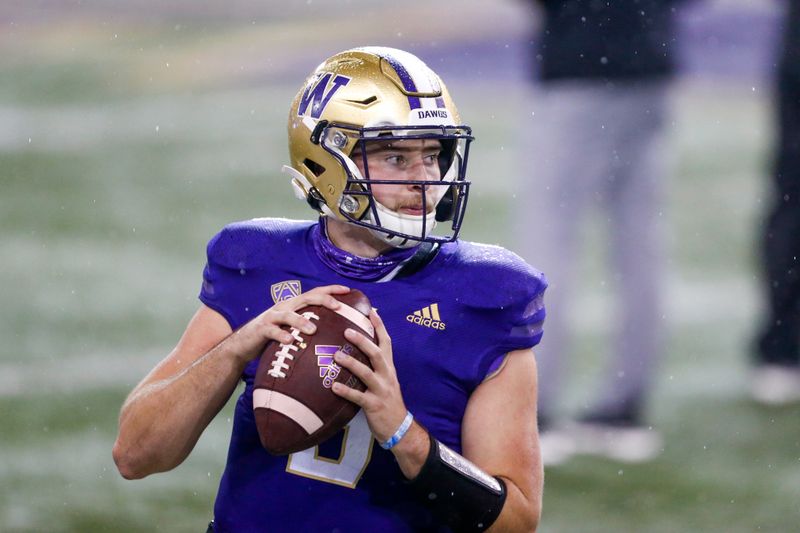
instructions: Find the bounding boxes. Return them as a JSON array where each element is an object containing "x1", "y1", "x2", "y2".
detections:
[{"x1": 331, "y1": 308, "x2": 408, "y2": 445}]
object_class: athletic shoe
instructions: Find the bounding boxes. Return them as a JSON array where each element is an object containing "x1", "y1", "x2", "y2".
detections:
[
  {"x1": 565, "y1": 415, "x2": 663, "y2": 463},
  {"x1": 751, "y1": 364, "x2": 800, "y2": 406}
]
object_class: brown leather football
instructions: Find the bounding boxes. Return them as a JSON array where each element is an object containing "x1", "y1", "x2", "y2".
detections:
[{"x1": 253, "y1": 289, "x2": 375, "y2": 455}]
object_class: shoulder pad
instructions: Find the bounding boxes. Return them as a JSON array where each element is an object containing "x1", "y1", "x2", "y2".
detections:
[
  {"x1": 442, "y1": 241, "x2": 547, "y2": 311},
  {"x1": 206, "y1": 217, "x2": 313, "y2": 270}
]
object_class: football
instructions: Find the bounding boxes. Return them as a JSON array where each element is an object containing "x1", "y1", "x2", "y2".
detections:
[{"x1": 253, "y1": 289, "x2": 375, "y2": 455}]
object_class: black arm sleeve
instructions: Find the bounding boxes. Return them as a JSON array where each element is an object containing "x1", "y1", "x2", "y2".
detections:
[{"x1": 406, "y1": 438, "x2": 507, "y2": 532}]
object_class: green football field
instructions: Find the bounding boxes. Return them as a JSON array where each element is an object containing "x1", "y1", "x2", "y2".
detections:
[{"x1": 2, "y1": 2, "x2": 799, "y2": 531}]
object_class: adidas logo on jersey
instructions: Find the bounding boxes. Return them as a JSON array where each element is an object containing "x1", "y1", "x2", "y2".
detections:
[{"x1": 407, "y1": 303, "x2": 446, "y2": 331}]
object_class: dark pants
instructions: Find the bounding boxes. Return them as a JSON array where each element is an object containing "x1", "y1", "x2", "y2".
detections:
[{"x1": 755, "y1": 22, "x2": 800, "y2": 366}]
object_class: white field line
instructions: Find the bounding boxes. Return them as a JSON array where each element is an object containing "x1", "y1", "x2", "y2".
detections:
[
  {"x1": 0, "y1": 275, "x2": 759, "y2": 398},
  {"x1": 0, "y1": 427, "x2": 232, "y2": 529},
  {"x1": 0, "y1": 350, "x2": 161, "y2": 397},
  {"x1": 572, "y1": 273, "x2": 759, "y2": 331},
  {"x1": 0, "y1": 426, "x2": 231, "y2": 482},
  {"x1": 0, "y1": 91, "x2": 281, "y2": 153}
]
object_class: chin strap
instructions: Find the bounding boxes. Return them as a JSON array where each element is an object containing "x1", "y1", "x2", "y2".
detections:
[
  {"x1": 377, "y1": 241, "x2": 440, "y2": 282},
  {"x1": 394, "y1": 242, "x2": 439, "y2": 279}
]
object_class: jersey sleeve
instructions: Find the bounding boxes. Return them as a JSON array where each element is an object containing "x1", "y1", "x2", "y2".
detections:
[
  {"x1": 198, "y1": 218, "x2": 314, "y2": 329},
  {"x1": 451, "y1": 243, "x2": 548, "y2": 382},
  {"x1": 199, "y1": 228, "x2": 240, "y2": 328},
  {"x1": 198, "y1": 220, "x2": 280, "y2": 329},
  {"x1": 500, "y1": 273, "x2": 547, "y2": 351},
  {"x1": 483, "y1": 266, "x2": 546, "y2": 374}
]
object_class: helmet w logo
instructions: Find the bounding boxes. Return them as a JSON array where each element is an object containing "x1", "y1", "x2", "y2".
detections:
[{"x1": 298, "y1": 72, "x2": 351, "y2": 119}]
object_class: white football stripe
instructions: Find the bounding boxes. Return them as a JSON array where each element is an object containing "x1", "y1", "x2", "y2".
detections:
[
  {"x1": 253, "y1": 389, "x2": 324, "y2": 434},
  {"x1": 359, "y1": 46, "x2": 437, "y2": 93},
  {"x1": 334, "y1": 303, "x2": 375, "y2": 338},
  {"x1": 391, "y1": 49, "x2": 437, "y2": 93}
]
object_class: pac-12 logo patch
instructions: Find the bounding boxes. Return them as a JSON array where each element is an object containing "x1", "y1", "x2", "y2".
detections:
[{"x1": 271, "y1": 280, "x2": 302, "y2": 303}]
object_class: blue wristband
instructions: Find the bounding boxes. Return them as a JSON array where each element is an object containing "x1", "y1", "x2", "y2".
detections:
[{"x1": 380, "y1": 411, "x2": 414, "y2": 450}]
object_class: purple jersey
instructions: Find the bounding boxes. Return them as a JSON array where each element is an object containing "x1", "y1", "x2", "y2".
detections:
[{"x1": 199, "y1": 218, "x2": 546, "y2": 533}]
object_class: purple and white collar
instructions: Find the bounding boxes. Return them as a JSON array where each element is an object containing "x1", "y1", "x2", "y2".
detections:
[{"x1": 311, "y1": 218, "x2": 419, "y2": 282}]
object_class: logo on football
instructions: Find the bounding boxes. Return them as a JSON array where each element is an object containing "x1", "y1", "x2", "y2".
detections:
[{"x1": 253, "y1": 289, "x2": 375, "y2": 455}]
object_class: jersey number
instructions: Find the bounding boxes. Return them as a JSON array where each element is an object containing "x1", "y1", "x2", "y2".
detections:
[{"x1": 285, "y1": 410, "x2": 374, "y2": 488}]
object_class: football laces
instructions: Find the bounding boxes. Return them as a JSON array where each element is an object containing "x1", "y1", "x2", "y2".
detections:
[{"x1": 267, "y1": 312, "x2": 319, "y2": 378}]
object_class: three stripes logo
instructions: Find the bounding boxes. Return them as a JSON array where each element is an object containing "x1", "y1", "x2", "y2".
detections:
[
  {"x1": 316, "y1": 345, "x2": 342, "y2": 389},
  {"x1": 316, "y1": 343, "x2": 355, "y2": 388},
  {"x1": 406, "y1": 303, "x2": 446, "y2": 331}
]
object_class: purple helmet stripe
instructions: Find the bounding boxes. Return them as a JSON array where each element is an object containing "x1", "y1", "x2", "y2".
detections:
[{"x1": 376, "y1": 52, "x2": 422, "y2": 110}]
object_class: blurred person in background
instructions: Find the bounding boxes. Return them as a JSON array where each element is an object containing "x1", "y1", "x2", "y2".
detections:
[
  {"x1": 751, "y1": 0, "x2": 800, "y2": 406},
  {"x1": 517, "y1": 0, "x2": 686, "y2": 465}
]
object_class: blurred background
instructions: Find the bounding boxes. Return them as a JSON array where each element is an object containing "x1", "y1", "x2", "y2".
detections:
[{"x1": 1, "y1": 0, "x2": 798, "y2": 531}]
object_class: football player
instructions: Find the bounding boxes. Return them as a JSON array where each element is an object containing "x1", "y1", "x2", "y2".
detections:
[{"x1": 113, "y1": 47, "x2": 547, "y2": 532}]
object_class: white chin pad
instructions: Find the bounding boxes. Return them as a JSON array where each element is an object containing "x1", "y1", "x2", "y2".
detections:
[{"x1": 366, "y1": 201, "x2": 438, "y2": 248}]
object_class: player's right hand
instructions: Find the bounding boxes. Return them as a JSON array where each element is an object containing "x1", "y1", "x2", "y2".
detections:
[{"x1": 232, "y1": 285, "x2": 350, "y2": 363}]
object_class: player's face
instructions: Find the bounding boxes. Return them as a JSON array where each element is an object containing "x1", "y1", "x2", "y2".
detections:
[{"x1": 351, "y1": 139, "x2": 442, "y2": 216}]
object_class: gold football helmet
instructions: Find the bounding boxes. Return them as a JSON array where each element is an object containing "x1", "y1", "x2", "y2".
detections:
[{"x1": 284, "y1": 46, "x2": 473, "y2": 248}]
